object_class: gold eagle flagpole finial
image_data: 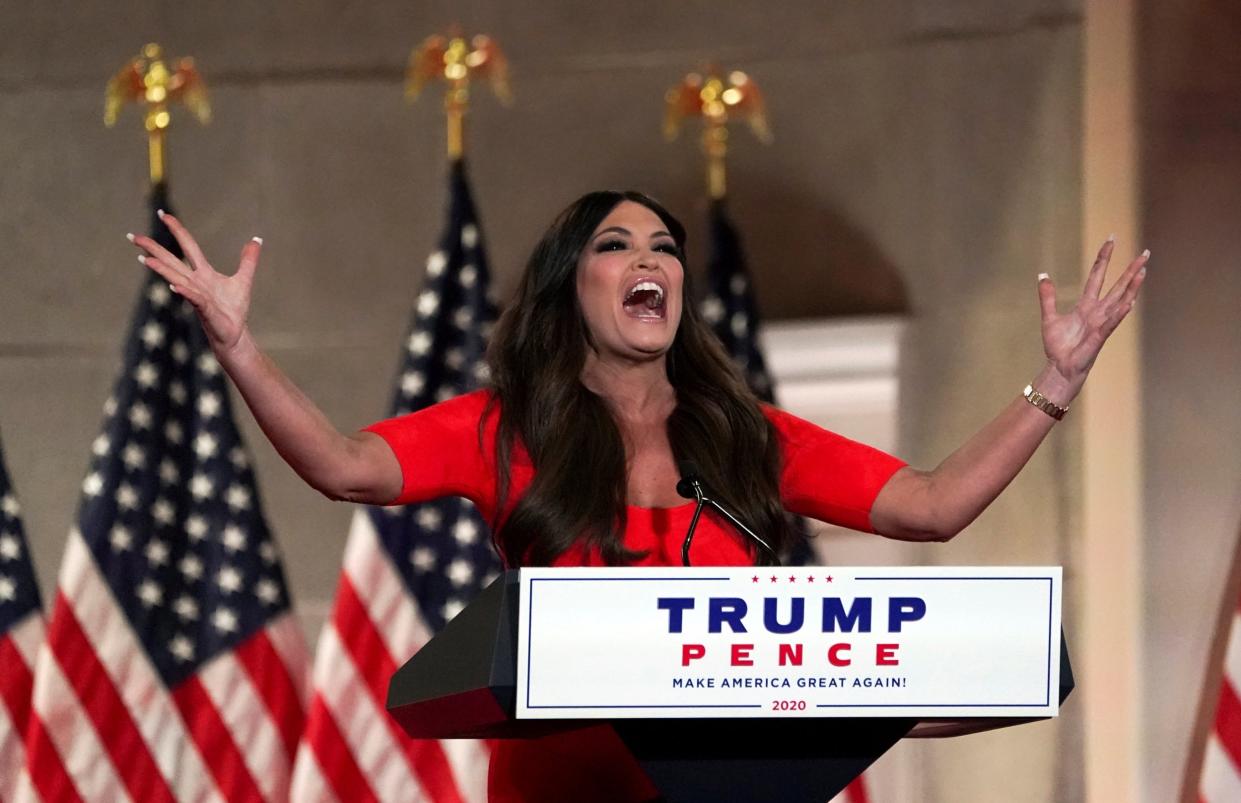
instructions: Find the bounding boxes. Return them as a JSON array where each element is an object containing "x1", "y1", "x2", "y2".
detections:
[
  {"x1": 104, "y1": 43, "x2": 210, "y2": 185},
  {"x1": 405, "y1": 29, "x2": 513, "y2": 160},
  {"x1": 664, "y1": 66, "x2": 772, "y2": 200}
]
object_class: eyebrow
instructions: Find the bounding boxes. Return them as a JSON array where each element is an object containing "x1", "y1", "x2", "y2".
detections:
[{"x1": 592, "y1": 226, "x2": 674, "y2": 240}]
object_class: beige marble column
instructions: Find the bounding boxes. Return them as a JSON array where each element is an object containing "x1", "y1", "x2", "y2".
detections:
[{"x1": 1080, "y1": 0, "x2": 1143, "y2": 800}]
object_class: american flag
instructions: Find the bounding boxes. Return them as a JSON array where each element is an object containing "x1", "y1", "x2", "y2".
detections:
[
  {"x1": 1200, "y1": 591, "x2": 1241, "y2": 800},
  {"x1": 20, "y1": 187, "x2": 308, "y2": 802},
  {"x1": 290, "y1": 159, "x2": 500, "y2": 802},
  {"x1": 700, "y1": 198, "x2": 777, "y2": 406},
  {"x1": 701, "y1": 199, "x2": 871, "y2": 803},
  {"x1": 0, "y1": 431, "x2": 44, "y2": 802},
  {"x1": 699, "y1": 198, "x2": 817, "y2": 570}
]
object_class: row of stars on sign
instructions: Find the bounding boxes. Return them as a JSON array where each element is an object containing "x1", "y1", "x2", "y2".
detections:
[{"x1": 752, "y1": 575, "x2": 837, "y2": 583}]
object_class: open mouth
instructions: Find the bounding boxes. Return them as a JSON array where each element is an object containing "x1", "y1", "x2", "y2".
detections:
[{"x1": 622, "y1": 280, "x2": 666, "y2": 319}]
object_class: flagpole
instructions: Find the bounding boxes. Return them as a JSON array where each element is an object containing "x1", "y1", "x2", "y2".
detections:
[{"x1": 104, "y1": 43, "x2": 210, "y2": 186}]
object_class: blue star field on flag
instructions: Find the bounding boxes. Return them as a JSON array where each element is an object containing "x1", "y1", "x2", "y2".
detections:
[
  {"x1": 0, "y1": 431, "x2": 40, "y2": 637},
  {"x1": 75, "y1": 186, "x2": 295, "y2": 687},
  {"x1": 701, "y1": 198, "x2": 776, "y2": 404},
  {"x1": 701, "y1": 198, "x2": 817, "y2": 566},
  {"x1": 368, "y1": 159, "x2": 502, "y2": 631}
]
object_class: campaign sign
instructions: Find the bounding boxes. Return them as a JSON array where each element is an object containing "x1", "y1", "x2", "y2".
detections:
[{"x1": 516, "y1": 566, "x2": 1061, "y2": 719}]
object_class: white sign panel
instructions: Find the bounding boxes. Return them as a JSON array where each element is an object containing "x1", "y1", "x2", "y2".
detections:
[{"x1": 516, "y1": 566, "x2": 1061, "y2": 719}]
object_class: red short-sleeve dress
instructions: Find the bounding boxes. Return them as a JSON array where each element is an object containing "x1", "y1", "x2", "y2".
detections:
[{"x1": 365, "y1": 390, "x2": 906, "y2": 803}]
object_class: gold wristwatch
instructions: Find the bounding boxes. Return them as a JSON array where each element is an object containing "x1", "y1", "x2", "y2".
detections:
[{"x1": 1023, "y1": 384, "x2": 1068, "y2": 421}]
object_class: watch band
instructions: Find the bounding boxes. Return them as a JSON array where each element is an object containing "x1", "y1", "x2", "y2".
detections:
[{"x1": 1023, "y1": 384, "x2": 1068, "y2": 421}]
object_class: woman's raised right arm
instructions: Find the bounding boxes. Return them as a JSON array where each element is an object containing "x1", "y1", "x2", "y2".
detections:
[{"x1": 130, "y1": 211, "x2": 402, "y2": 505}]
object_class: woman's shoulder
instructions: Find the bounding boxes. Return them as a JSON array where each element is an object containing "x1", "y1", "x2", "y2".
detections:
[
  {"x1": 363, "y1": 388, "x2": 498, "y2": 439},
  {"x1": 759, "y1": 403, "x2": 823, "y2": 439},
  {"x1": 360, "y1": 388, "x2": 503, "y2": 511},
  {"x1": 435, "y1": 387, "x2": 497, "y2": 417},
  {"x1": 759, "y1": 403, "x2": 879, "y2": 455},
  {"x1": 403, "y1": 387, "x2": 496, "y2": 419}
]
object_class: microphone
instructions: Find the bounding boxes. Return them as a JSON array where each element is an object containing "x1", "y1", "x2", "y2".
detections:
[
  {"x1": 676, "y1": 460, "x2": 780, "y2": 567},
  {"x1": 675, "y1": 460, "x2": 704, "y2": 501}
]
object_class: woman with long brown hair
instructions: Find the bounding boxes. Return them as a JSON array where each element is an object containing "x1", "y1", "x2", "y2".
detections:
[{"x1": 131, "y1": 190, "x2": 1146, "y2": 801}]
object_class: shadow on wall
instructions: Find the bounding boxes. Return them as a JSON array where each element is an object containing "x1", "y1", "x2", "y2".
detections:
[{"x1": 667, "y1": 175, "x2": 909, "y2": 321}]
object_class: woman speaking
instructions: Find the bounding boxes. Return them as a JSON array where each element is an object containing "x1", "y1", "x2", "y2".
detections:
[{"x1": 130, "y1": 190, "x2": 1146, "y2": 802}]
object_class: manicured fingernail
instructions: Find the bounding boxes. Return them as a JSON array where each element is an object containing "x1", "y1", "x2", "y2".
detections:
[
  {"x1": 1107, "y1": 233, "x2": 1116, "y2": 242},
  {"x1": 1139, "y1": 266, "x2": 1147, "y2": 277},
  {"x1": 126, "y1": 232, "x2": 135, "y2": 242},
  {"x1": 1141, "y1": 248, "x2": 1150, "y2": 259},
  {"x1": 1037, "y1": 272, "x2": 1050, "y2": 281},
  {"x1": 169, "y1": 283, "x2": 178, "y2": 293},
  {"x1": 157, "y1": 208, "x2": 166, "y2": 219},
  {"x1": 252, "y1": 236, "x2": 264, "y2": 245},
  {"x1": 137, "y1": 254, "x2": 146, "y2": 265}
]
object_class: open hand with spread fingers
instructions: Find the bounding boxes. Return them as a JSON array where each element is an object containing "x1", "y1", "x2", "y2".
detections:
[
  {"x1": 123, "y1": 213, "x2": 402, "y2": 505},
  {"x1": 869, "y1": 239, "x2": 1150, "y2": 541},
  {"x1": 1037, "y1": 238, "x2": 1148, "y2": 396},
  {"x1": 128, "y1": 210, "x2": 262, "y2": 357}
]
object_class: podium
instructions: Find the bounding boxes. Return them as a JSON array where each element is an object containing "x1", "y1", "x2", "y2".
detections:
[{"x1": 388, "y1": 569, "x2": 1074, "y2": 803}]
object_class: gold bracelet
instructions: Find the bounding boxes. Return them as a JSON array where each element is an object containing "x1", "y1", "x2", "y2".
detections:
[{"x1": 1023, "y1": 384, "x2": 1068, "y2": 420}]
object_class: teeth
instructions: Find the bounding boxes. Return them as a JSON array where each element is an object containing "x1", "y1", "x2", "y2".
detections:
[{"x1": 625, "y1": 281, "x2": 664, "y2": 303}]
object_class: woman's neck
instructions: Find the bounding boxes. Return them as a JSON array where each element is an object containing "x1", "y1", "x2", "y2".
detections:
[{"x1": 580, "y1": 351, "x2": 675, "y2": 420}]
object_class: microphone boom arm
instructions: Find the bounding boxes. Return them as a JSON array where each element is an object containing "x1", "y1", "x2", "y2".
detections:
[{"x1": 677, "y1": 467, "x2": 780, "y2": 567}]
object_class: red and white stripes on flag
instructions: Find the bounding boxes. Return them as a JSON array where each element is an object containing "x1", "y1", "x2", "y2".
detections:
[
  {"x1": 829, "y1": 776, "x2": 870, "y2": 803},
  {"x1": 1, "y1": 614, "x2": 42, "y2": 802},
  {"x1": 1, "y1": 432, "x2": 44, "y2": 803},
  {"x1": 290, "y1": 511, "x2": 489, "y2": 802},
  {"x1": 19, "y1": 532, "x2": 307, "y2": 802},
  {"x1": 1200, "y1": 597, "x2": 1241, "y2": 801}
]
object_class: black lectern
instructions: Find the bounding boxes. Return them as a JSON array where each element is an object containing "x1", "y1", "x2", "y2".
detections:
[{"x1": 388, "y1": 571, "x2": 1074, "y2": 803}]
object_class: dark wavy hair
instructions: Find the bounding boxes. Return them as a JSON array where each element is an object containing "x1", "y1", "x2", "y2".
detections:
[{"x1": 486, "y1": 191, "x2": 796, "y2": 566}]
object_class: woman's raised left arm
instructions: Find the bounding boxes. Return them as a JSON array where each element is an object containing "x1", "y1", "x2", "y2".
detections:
[{"x1": 868, "y1": 238, "x2": 1148, "y2": 542}]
